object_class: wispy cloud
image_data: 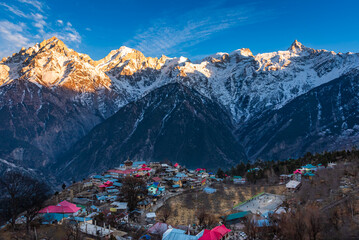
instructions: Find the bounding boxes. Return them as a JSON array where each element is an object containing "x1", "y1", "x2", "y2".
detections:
[
  {"x1": 0, "y1": 2, "x2": 27, "y2": 18},
  {"x1": 0, "y1": 0, "x2": 82, "y2": 57},
  {"x1": 125, "y1": 1, "x2": 272, "y2": 58},
  {"x1": 17, "y1": 0, "x2": 44, "y2": 12},
  {"x1": 51, "y1": 22, "x2": 81, "y2": 44},
  {"x1": 0, "y1": 21, "x2": 29, "y2": 47}
]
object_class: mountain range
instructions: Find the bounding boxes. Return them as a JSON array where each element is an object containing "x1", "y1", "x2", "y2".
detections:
[{"x1": 1, "y1": 37, "x2": 359, "y2": 181}]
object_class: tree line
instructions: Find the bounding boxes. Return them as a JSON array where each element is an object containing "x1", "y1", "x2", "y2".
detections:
[{"x1": 215, "y1": 148, "x2": 359, "y2": 183}]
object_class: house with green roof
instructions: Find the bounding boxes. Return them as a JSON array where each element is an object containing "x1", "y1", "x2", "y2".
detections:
[{"x1": 222, "y1": 211, "x2": 250, "y2": 225}]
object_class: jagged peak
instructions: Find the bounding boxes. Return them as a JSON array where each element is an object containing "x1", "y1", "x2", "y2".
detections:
[
  {"x1": 231, "y1": 48, "x2": 253, "y2": 57},
  {"x1": 177, "y1": 56, "x2": 188, "y2": 63},
  {"x1": 38, "y1": 36, "x2": 66, "y2": 49},
  {"x1": 96, "y1": 46, "x2": 134, "y2": 65},
  {"x1": 288, "y1": 40, "x2": 306, "y2": 52},
  {"x1": 109, "y1": 46, "x2": 134, "y2": 57}
]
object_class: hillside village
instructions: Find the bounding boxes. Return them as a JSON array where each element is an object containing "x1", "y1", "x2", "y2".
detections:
[{"x1": 1, "y1": 151, "x2": 358, "y2": 240}]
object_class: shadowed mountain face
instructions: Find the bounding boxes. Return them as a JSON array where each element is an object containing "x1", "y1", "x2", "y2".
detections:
[
  {"x1": 57, "y1": 83, "x2": 246, "y2": 180},
  {"x1": 237, "y1": 71, "x2": 359, "y2": 161},
  {"x1": 0, "y1": 80, "x2": 118, "y2": 168}
]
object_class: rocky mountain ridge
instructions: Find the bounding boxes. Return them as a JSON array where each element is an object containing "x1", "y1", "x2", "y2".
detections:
[{"x1": 1, "y1": 37, "x2": 359, "y2": 179}]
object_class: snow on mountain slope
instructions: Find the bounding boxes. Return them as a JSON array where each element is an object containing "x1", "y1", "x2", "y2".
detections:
[
  {"x1": 236, "y1": 70, "x2": 359, "y2": 161},
  {"x1": 173, "y1": 40, "x2": 359, "y2": 122},
  {"x1": 3, "y1": 38, "x2": 358, "y2": 123},
  {"x1": 94, "y1": 39, "x2": 359, "y2": 123},
  {"x1": 1, "y1": 37, "x2": 109, "y2": 90},
  {"x1": 0, "y1": 37, "x2": 125, "y2": 167}
]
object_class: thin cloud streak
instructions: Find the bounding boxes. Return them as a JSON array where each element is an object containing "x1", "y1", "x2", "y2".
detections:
[
  {"x1": 0, "y1": 21, "x2": 29, "y2": 47},
  {"x1": 0, "y1": 0, "x2": 82, "y2": 58},
  {"x1": 125, "y1": 2, "x2": 272, "y2": 58},
  {"x1": 17, "y1": 0, "x2": 44, "y2": 12}
]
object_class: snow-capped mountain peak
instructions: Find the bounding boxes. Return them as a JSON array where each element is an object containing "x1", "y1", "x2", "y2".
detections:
[
  {"x1": 1, "y1": 37, "x2": 359, "y2": 124},
  {"x1": 288, "y1": 39, "x2": 306, "y2": 52},
  {"x1": 0, "y1": 36, "x2": 112, "y2": 92},
  {"x1": 231, "y1": 48, "x2": 254, "y2": 57}
]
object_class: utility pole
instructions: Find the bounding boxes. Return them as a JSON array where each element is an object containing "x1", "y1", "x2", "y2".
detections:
[{"x1": 34, "y1": 227, "x2": 37, "y2": 240}]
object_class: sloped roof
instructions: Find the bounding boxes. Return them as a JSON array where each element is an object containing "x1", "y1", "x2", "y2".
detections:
[
  {"x1": 39, "y1": 200, "x2": 81, "y2": 214},
  {"x1": 147, "y1": 222, "x2": 170, "y2": 235},
  {"x1": 108, "y1": 169, "x2": 137, "y2": 174},
  {"x1": 146, "y1": 212, "x2": 156, "y2": 218},
  {"x1": 286, "y1": 180, "x2": 301, "y2": 189},
  {"x1": 152, "y1": 177, "x2": 162, "y2": 182},
  {"x1": 199, "y1": 225, "x2": 231, "y2": 240},
  {"x1": 225, "y1": 211, "x2": 250, "y2": 221},
  {"x1": 176, "y1": 172, "x2": 187, "y2": 178},
  {"x1": 99, "y1": 180, "x2": 113, "y2": 188},
  {"x1": 302, "y1": 164, "x2": 316, "y2": 169},
  {"x1": 39, "y1": 205, "x2": 80, "y2": 213},
  {"x1": 203, "y1": 187, "x2": 216, "y2": 194},
  {"x1": 162, "y1": 229, "x2": 200, "y2": 240}
]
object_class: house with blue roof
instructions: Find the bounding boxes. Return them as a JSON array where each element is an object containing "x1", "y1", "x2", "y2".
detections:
[
  {"x1": 255, "y1": 219, "x2": 271, "y2": 227},
  {"x1": 92, "y1": 175, "x2": 103, "y2": 179},
  {"x1": 301, "y1": 164, "x2": 316, "y2": 171},
  {"x1": 107, "y1": 189, "x2": 120, "y2": 193},
  {"x1": 162, "y1": 228, "x2": 203, "y2": 240},
  {"x1": 133, "y1": 161, "x2": 146, "y2": 168},
  {"x1": 170, "y1": 177, "x2": 182, "y2": 187},
  {"x1": 113, "y1": 182, "x2": 123, "y2": 187},
  {"x1": 175, "y1": 172, "x2": 187, "y2": 179}
]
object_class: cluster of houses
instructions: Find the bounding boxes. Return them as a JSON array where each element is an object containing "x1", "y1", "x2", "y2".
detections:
[
  {"x1": 11, "y1": 159, "x2": 338, "y2": 239},
  {"x1": 279, "y1": 163, "x2": 335, "y2": 191},
  {"x1": 33, "y1": 160, "x2": 228, "y2": 239}
]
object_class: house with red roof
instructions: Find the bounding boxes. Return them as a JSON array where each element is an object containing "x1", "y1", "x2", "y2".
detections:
[
  {"x1": 198, "y1": 225, "x2": 231, "y2": 240},
  {"x1": 152, "y1": 176, "x2": 162, "y2": 182},
  {"x1": 99, "y1": 180, "x2": 113, "y2": 190},
  {"x1": 39, "y1": 200, "x2": 81, "y2": 214}
]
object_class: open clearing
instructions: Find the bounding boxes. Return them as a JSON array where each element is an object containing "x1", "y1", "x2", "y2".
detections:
[{"x1": 156, "y1": 183, "x2": 286, "y2": 226}]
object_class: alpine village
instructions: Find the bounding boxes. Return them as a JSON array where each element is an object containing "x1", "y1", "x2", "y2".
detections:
[{"x1": 1, "y1": 1, "x2": 359, "y2": 239}]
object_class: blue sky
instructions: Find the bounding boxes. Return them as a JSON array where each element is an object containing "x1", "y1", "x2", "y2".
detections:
[{"x1": 0, "y1": 0, "x2": 359, "y2": 60}]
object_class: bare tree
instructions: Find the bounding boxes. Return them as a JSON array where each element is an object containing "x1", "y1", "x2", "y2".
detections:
[
  {"x1": 0, "y1": 171, "x2": 49, "y2": 231},
  {"x1": 196, "y1": 208, "x2": 207, "y2": 227},
  {"x1": 184, "y1": 192, "x2": 194, "y2": 209},
  {"x1": 204, "y1": 214, "x2": 217, "y2": 229},
  {"x1": 22, "y1": 180, "x2": 49, "y2": 232},
  {"x1": 122, "y1": 176, "x2": 148, "y2": 211},
  {"x1": 277, "y1": 209, "x2": 307, "y2": 240},
  {"x1": 159, "y1": 203, "x2": 172, "y2": 223},
  {"x1": 64, "y1": 221, "x2": 83, "y2": 240},
  {"x1": 305, "y1": 205, "x2": 322, "y2": 240},
  {"x1": 243, "y1": 216, "x2": 258, "y2": 240}
]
